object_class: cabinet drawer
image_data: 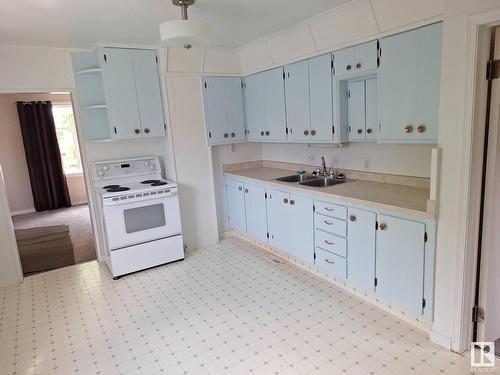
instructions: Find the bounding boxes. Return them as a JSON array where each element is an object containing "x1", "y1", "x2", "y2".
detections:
[
  {"x1": 315, "y1": 230, "x2": 346, "y2": 258},
  {"x1": 315, "y1": 214, "x2": 347, "y2": 237},
  {"x1": 315, "y1": 248, "x2": 347, "y2": 279},
  {"x1": 315, "y1": 201, "x2": 347, "y2": 219}
]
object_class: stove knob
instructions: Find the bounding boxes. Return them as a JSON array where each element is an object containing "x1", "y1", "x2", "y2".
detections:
[
  {"x1": 102, "y1": 165, "x2": 109, "y2": 171},
  {"x1": 144, "y1": 160, "x2": 149, "y2": 166},
  {"x1": 149, "y1": 164, "x2": 156, "y2": 170},
  {"x1": 97, "y1": 170, "x2": 105, "y2": 176}
]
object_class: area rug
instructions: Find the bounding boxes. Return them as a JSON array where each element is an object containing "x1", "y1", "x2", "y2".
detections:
[{"x1": 15, "y1": 225, "x2": 75, "y2": 275}]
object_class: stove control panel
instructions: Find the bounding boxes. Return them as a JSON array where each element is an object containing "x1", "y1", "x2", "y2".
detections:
[{"x1": 94, "y1": 157, "x2": 161, "y2": 180}]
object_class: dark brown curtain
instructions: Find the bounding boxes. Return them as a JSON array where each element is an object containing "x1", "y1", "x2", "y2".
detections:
[{"x1": 16, "y1": 101, "x2": 71, "y2": 211}]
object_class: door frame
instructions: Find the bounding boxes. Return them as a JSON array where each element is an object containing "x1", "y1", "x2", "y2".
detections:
[
  {"x1": 0, "y1": 87, "x2": 102, "y2": 276},
  {"x1": 454, "y1": 9, "x2": 500, "y2": 353}
]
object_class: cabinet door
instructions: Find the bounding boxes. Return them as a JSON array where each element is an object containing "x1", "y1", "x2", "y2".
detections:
[
  {"x1": 226, "y1": 179, "x2": 246, "y2": 233},
  {"x1": 243, "y1": 74, "x2": 265, "y2": 141},
  {"x1": 376, "y1": 215, "x2": 425, "y2": 314},
  {"x1": 289, "y1": 194, "x2": 314, "y2": 264},
  {"x1": 334, "y1": 47, "x2": 355, "y2": 77},
  {"x1": 284, "y1": 60, "x2": 311, "y2": 141},
  {"x1": 131, "y1": 49, "x2": 165, "y2": 138},
  {"x1": 348, "y1": 80, "x2": 366, "y2": 141},
  {"x1": 102, "y1": 48, "x2": 141, "y2": 139},
  {"x1": 203, "y1": 77, "x2": 228, "y2": 144},
  {"x1": 378, "y1": 28, "x2": 418, "y2": 142},
  {"x1": 309, "y1": 54, "x2": 334, "y2": 142},
  {"x1": 263, "y1": 67, "x2": 287, "y2": 141},
  {"x1": 244, "y1": 183, "x2": 268, "y2": 243},
  {"x1": 225, "y1": 77, "x2": 246, "y2": 142},
  {"x1": 267, "y1": 189, "x2": 290, "y2": 253},
  {"x1": 365, "y1": 78, "x2": 377, "y2": 140},
  {"x1": 354, "y1": 40, "x2": 378, "y2": 73},
  {"x1": 347, "y1": 208, "x2": 376, "y2": 292},
  {"x1": 415, "y1": 22, "x2": 442, "y2": 141}
]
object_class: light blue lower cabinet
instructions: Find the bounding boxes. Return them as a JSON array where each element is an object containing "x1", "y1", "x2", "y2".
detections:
[
  {"x1": 288, "y1": 193, "x2": 314, "y2": 264},
  {"x1": 347, "y1": 207, "x2": 376, "y2": 292},
  {"x1": 375, "y1": 214, "x2": 426, "y2": 315},
  {"x1": 225, "y1": 178, "x2": 246, "y2": 233},
  {"x1": 266, "y1": 189, "x2": 290, "y2": 252},
  {"x1": 243, "y1": 183, "x2": 268, "y2": 243}
]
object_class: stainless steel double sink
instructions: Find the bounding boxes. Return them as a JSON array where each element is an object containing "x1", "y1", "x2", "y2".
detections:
[{"x1": 276, "y1": 174, "x2": 345, "y2": 188}]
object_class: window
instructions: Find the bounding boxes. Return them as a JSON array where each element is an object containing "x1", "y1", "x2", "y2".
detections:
[{"x1": 52, "y1": 104, "x2": 83, "y2": 175}]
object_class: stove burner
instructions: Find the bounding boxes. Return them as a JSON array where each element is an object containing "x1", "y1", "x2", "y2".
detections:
[
  {"x1": 141, "y1": 180, "x2": 161, "y2": 184},
  {"x1": 103, "y1": 184, "x2": 120, "y2": 189},
  {"x1": 151, "y1": 182, "x2": 168, "y2": 186},
  {"x1": 106, "y1": 187, "x2": 130, "y2": 192}
]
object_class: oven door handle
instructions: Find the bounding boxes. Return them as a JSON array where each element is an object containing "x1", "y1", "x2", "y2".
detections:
[{"x1": 102, "y1": 191, "x2": 177, "y2": 206}]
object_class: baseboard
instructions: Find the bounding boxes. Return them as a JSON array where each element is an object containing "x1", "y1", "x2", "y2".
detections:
[
  {"x1": 0, "y1": 275, "x2": 23, "y2": 288},
  {"x1": 72, "y1": 200, "x2": 88, "y2": 206},
  {"x1": 430, "y1": 330, "x2": 452, "y2": 350},
  {"x1": 10, "y1": 208, "x2": 36, "y2": 216},
  {"x1": 230, "y1": 231, "x2": 434, "y2": 335}
]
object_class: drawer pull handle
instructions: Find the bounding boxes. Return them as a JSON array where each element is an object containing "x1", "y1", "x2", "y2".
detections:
[
  {"x1": 323, "y1": 220, "x2": 333, "y2": 225},
  {"x1": 324, "y1": 207, "x2": 334, "y2": 211},
  {"x1": 324, "y1": 240, "x2": 334, "y2": 245},
  {"x1": 325, "y1": 258, "x2": 335, "y2": 264}
]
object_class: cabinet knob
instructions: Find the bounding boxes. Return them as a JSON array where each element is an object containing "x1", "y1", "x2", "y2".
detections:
[
  {"x1": 366, "y1": 128, "x2": 372, "y2": 134},
  {"x1": 379, "y1": 223, "x2": 387, "y2": 230},
  {"x1": 231, "y1": 132, "x2": 235, "y2": 137},
  {"x1": 261, "y1": 131, "x2": 265, "y2": 136},
  {"x1": 290, "y1": 199, "x2": 295, "y2": 205},
  {"x1": 404, "y1": 125, "x2": 413, "y2": 133},
  {"x1": 304, "y1": 130, "x2": 309, "y2": 136},
  {"x1": 417, "y1": 125, "x2": 426, "y2": 133},
  {"x1": 134, "y1": 128, "x2": 141, "y2": 134},
  {"x1": 349, "y1": 215, "x2": 356, "y2": 222},
  {"x1": 144, "y1": 128, "x2": 150, "y2": 134},
  {"x1": 346, "y1": 64, "x2": 352, "y2": 71},
  {"x1": 311, "y1": 130, "x2": 316, "y2": 136},
  {"x1": 266, "y1": 131, "x2": 270, "y2": 136},
  {"x1": 244, "y1": 188, "x2": 248, "y2": 193},
  {"x1": 356, "y1": 62, "x2": 362, "y2": 69},
  {"x1": 224, "y1": 133, "x2": 229, "y2": 138},
  {"x1": 283, "y1": 198, "x2": 289, "y2": 204},
  {"x1": 357, "y1": 128, "x2": 363, "y2": 134},
  {"x1": 238, "y1": 186, "x2": 243, "y2": 191}
]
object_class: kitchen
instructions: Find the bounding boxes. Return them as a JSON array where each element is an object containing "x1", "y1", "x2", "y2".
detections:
[{"x1": 0, "y1": 0, "x2": 499, "y2": 374}]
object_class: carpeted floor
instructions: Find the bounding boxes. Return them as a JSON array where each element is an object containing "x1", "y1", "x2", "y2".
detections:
[{"x1": 12, "y1": 204, "x2": 96, "y2": 271}]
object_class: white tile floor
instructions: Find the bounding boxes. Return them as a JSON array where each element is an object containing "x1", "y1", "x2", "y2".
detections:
[{"x1": 0, "y1": 236, "x2": 476, "y2": 375}]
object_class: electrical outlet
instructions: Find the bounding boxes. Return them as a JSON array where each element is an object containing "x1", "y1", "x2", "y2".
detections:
[
  {"x1": 307, "y1": 153, "x2": 316, "y2": 163},
  {"x1": 363, "y1": 158, "x2": 371, "y2": 171}
]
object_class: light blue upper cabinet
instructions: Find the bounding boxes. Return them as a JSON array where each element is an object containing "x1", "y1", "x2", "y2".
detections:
[
  {"x1": 224, "y1": 77, "x2": 246, "y2": 142},
  {"x1": 288, "y1": 193, "x2": 314, "y2": 264},
  {"x1": 284, "y1": 60, "x2": 311, "y2": 141},
  {"x1": 244, "y1": 183, "x2": 268, "y2": 243},
  {"x1": 309, "y1": 54, "x2": 334, "y2": 142},
  {"x1": 334, "y1": 40, "x2": 378, "y2": 78},
  {"x1": 131, "y1": 49, "x2": 165, "y2": 139},
  {"x1": 203, "y1": 76, "x2": 245, "y2": 145},
  {"x1": 375, "y1": 215, "x2": 426, "y2": 315},
  {"x1": 378, "y1": 22, "x2": 442, "y2": 143},
  {"x1": 348, "y1": 80, "x2": 366, "y2": 141},
  {"x1": 262, "y1": 67, "x2": 287, "y2": 141},
  {"x1": 243, "y1": 73, "x2": 265, "y2": 141},
  {"x1": 100, "y1": 47, "x2": 166, "y2": 140},
  {"x1": 225, "y1": 178, "x2": 246, "y2": 233},
  {"x1": 365, "y1": 77, "x2": 378, "y2": 140},
  {"x1": 101, "y1": 48, "x2": 142, "y2": 140},
  {"x1": 347, "y1": 208, "x2": 376, "y2": 292}
]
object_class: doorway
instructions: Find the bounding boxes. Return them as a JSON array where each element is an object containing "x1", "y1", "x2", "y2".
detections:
[{"x1": 0, "y1": 92, "x2": 96, "y2": 275}]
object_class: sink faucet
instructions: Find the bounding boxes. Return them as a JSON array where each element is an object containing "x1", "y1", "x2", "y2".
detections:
[{"x1": 321, "y1": 156, "x2": 327, "y2": 176}]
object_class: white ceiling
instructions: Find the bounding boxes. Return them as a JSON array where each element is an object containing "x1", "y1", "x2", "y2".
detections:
[{"x1": 0, "y1": 0, "x2": 353, "y2": 49}]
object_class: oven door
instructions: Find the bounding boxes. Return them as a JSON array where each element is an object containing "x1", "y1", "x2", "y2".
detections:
[{"x1": 102, "y1": 193, "x2": 181, "y2": 250}]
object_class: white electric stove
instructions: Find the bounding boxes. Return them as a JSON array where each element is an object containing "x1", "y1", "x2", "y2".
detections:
[{"x1": 93, "y1": 156, "x2": 184, "y2": 279}]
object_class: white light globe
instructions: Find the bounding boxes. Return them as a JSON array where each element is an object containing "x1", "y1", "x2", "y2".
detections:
[{"x1": 159, "y1": 19, "x2": 213, "y2": 48}]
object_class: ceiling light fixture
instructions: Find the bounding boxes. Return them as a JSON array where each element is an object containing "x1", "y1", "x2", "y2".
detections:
[{"x1": 159, "y1": 0, "x2": 213, "y2": 49}]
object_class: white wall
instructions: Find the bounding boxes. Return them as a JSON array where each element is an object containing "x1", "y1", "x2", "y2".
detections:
[{"x1": 262, "y1": 143, "x2": 434, "y2": 178}]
